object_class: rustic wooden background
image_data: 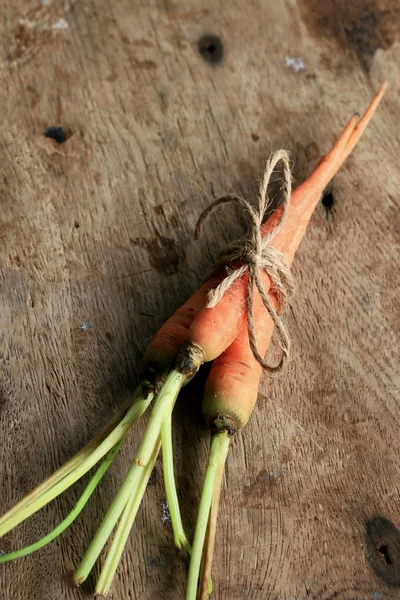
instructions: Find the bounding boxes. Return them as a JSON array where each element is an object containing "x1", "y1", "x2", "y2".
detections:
[{"x1": 0, "y1": 1, "x2": 399, "y2": 599}]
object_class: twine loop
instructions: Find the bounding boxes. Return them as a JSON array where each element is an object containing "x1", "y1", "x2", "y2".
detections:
[{"x1": 196, "y1": 150, "x2": 295, "y2": 372}]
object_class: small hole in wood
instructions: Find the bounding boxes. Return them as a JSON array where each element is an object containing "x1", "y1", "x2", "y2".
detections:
[
  {"x1": 44, "y1": 126, "x2": 70, "y2": 144},
  {"x1": 74, "y1": 220, "x2": 80, "y2": 229},
  {"x1": 377, "y1": 544, "x2": 392, "y2": 565},
  {"x1": 365, "y1": 516, "x2": 400, "y2": 586},
  {"x1": 198, "y1": 34, "x2": 223, "y2": 65},
  {"x1": 322, "y1": 191, "x2": 335, "y2": 209}
]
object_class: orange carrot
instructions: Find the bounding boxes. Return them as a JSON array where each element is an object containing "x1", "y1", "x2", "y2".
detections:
[
  {"x1": 144, "y1": 83, "x2": 387, "y2": 395},
  {"x1": 202, "y1": 82, "x2": 388, "y2": 431},
  {"x1": 186, "y1": 83, "x2": 387, "y2": 600},
  {"x1": 177, "y1": 83, "x2": 388, "y2": 374}
]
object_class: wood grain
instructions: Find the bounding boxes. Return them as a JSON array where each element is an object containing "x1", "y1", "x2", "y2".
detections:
[{"x1": 0, "y1": 0, "x2": 399, "y2": 599}]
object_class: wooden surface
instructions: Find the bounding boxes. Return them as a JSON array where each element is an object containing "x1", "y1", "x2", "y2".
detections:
[{"x1": 0, "y1": 1, "x2": 399, "y2": 599}]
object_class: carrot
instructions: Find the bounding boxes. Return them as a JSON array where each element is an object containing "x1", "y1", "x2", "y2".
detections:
[
  {"x1": 201, "y1": 101, "x2": 374, "y2": 432},
  {"x1": 185, "y1": 82, "x2": 388, "y2": 367},
  {"x1": 148, "y1": 83, "x2": 388, "y2": 453},
  {"x1": 186, "y1": 83, "x2": 387, "y2": 599}
]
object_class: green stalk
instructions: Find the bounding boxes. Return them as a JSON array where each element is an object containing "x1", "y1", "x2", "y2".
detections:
[
  {"x1": 185, "y1": 432, "x2": 230, "y2": 600},
  {"x1": 0, "y1": 393, "x2": 153, "y2": 538},
  {"x1": 0, "y1": 437, "x2": 125, "y2": 564},
  {"x1": 94, "y1": 439, "x2": 161, "y2": 596},
  {"x1": 0, "y1": 388, "x2": 143, "y2": 530},
  {"x1": 198, "y1": 435, "x2": 228, "y2": 600},
  {"x1": 73, "y1": 448, "x2": 149, "y2": 586},
  {"x1": 161, "y1": 412, "x2": 191, "y2": 553},
  {"x1": 135, "y1": 371, "x2": 185, "y2": 467},
  {"x1": 74, "y1": 371, "x2": 184, "y2": 586}
]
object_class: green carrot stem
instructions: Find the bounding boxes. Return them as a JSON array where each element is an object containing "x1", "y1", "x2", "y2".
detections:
[
  {"x1": 135, "y1": 371, "x2": 186, "y2": 467},
  {"x1": 161, "y1": 412, "x2": 191, "y2": 553},
  {"x1": 185, "y1": 431, "x2": 230, "y2": 600},
  {"x1": 0, "y1": 393, "x2": 153, "y2": 538},
  {"x1": 0, "y1": 437, "x2": 126, "y2": 564},
  {"x1": 94, "y1": 438, "x2": 161, "y2": 596},
  {"x1": 73, "y1": 449, "x2": 149, "y2": 586},
  {"x1": 0, "y1": 388, "x2": 143, "y2": 531},
  {"x1": 198, "y1": 435, "x2": 228, "y2": 600},
  {"x1": 74, "y1": 372, "x2": 184, "y2": 587}
]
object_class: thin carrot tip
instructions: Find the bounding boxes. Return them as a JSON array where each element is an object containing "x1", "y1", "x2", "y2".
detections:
[{"x1": 379, "y1": 80, "x2": 388, "y2": 94}]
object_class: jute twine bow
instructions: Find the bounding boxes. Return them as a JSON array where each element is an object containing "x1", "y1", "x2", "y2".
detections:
[{"x1": 195, "y1": 150, "x2": 295, "y2": 372}]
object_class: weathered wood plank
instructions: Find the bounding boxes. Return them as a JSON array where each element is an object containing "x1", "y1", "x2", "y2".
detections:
[{"x1": 0, "y1": 1, "x2": 399, "y2": 599}]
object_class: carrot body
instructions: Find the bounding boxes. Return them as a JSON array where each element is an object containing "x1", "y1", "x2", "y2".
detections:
[
  {"x1": 202, "y1": 83, "x2": 387, "y2": 430},
  {"x1": 202, "y1": 296, "x2": 276, "y2": 430},
  {"x1": 184, "y1": 83, "x2": 386, "y2": 367},
  {"x1": 143, "y1": 84, "x2": 386, "y2": 387}
]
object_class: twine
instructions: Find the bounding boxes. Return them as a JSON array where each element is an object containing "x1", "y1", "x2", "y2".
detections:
[{"x1": 196, "y1": 150, "x2": 295, "y2": 372}]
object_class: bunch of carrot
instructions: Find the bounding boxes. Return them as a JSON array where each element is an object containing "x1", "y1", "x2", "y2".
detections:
[{"x1": 0, "y1": 83, "x2": 386, "y2": 598}]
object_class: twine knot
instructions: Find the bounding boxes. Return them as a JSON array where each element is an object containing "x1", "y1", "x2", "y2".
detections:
[{"x1": 196, "y1": 150, "x2": 295, "y2": 372}]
